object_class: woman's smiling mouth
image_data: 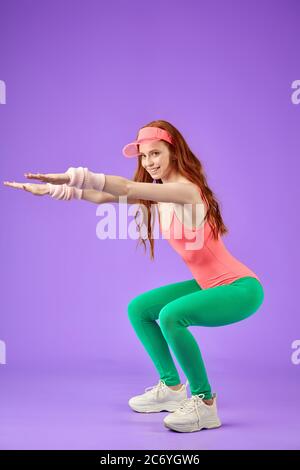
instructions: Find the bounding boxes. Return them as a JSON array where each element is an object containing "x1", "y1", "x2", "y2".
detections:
[{"x1": 149, "y1": 167, "x2": 160, "y2": 174}]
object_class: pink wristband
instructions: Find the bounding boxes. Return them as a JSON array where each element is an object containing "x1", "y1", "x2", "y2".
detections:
[
  {"x1": 47, "y1": 183, "x2": 83, "y2": 200},
  {"x1": 66, "y1": 167, "x2": 105, "y2": 191}
]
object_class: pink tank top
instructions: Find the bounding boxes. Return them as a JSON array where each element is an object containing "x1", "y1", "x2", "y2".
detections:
[{"x1": 158, "y1": 195, "x2": 260, "y2": 290}]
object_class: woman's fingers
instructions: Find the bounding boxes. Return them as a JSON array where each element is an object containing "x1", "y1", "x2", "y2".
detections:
[
  {"x1": 24, "y1": 172, "x2": 68, "y2": 184},
  {"x1": 3, "y1": 181, "x2": 26, "y2": 190},
  {"x1": 3, "y1": 181, "x2": 46, "y2": 195},
  {"x1": 3, "y1": 181, "x2": 31, "y2": 191},
  {"x1": 24, "y1": 172, "x2": 51, "y2": 182},
  {"x1": 5, "y1": 173, "x2": 53, "y2": 183},
  {"x1": 4, "y1": 171, "x2": 69, "y2": 187}
]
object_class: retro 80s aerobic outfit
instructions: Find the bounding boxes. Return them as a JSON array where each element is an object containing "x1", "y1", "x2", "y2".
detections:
[{"x1": 122, "y1": 127, "x2": 264, "y2": 432}]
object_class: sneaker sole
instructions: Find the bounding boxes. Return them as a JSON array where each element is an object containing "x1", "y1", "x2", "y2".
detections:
[
  {"x1": 129, "y1": 400, "x2": 186, "y2": 413},
  {"x1": 164, "y1": 418, "x2": 222, "y2": 432}
]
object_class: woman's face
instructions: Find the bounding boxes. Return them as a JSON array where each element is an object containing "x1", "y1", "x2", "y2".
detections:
[{"x1": 138, "y1": 140, "x2": 174, "y2": 180}]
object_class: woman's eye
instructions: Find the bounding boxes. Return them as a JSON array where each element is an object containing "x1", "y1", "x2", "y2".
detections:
[{"x1": 141, "y1": 152, "x2": 159, "y2": 158}]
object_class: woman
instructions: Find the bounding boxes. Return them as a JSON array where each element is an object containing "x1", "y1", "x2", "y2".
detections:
[{"x1": 3, "y1": 120, "x2": 264, "y2": 433}]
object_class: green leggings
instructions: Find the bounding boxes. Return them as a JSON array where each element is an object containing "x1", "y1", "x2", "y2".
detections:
[{"x1": 127, "y1": 276, "x2": 264, "y2": 399}]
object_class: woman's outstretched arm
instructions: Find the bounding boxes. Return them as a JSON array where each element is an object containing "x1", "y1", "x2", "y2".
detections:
[
  {"x1": 3, "y1": 181, "x2": 140, "y2": 205},
  {"x1": 24, "y1": 167, "x2": 200, "y2": 204}
]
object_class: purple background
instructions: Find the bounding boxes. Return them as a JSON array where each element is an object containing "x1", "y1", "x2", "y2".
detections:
[{"x1": 1, "y1": 0, "x2": 299, "y2": 450}]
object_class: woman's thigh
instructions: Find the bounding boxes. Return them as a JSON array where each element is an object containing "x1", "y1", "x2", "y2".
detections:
[
  {"x1": 159, "y1": 277, "x2": 265, "y2": 327},
  {"x1": 127, "y1": 278, "x2": 202, "y2": 322}
]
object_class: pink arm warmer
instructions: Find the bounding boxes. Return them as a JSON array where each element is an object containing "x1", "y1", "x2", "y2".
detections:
[
  {"x1": 66, "y1": 167, "x2": 106, "y2": 191},
  {"x1": 47, "y1": 183, "x2": 83, "y2": 200}
]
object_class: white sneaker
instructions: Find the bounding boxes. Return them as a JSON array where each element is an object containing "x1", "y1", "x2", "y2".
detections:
[
  {"x1": 163, "y1": 392, "x2": 222, "y2": 432},
  {"x1": 128, "y1": 379, "x2": 188, "y2": 413}
]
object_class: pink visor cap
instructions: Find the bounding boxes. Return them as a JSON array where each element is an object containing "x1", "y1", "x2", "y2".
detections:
[{"x1": 122, "y1": 127, "x2": 174, "y2": 158}]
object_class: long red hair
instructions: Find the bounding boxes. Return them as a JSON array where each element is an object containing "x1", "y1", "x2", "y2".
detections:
[{"x1": 131, "y1": 119, "x2": 228, "y2": 260}]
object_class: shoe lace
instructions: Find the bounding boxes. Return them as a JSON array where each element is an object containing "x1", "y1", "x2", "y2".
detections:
[
  {"x1": 144, "y1": 380, "x2": 169, "y2": 399},
  {"x1": 176, "y1": 394, "x2": 206, "y2": 422}
]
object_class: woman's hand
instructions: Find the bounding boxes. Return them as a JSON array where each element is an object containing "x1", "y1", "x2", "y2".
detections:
[
  {"x1": 3, "y1": 181, "x2": 50, "y2": 196},
  {"x1": 23, "y1": 172, "x2": 70, "y2": 184}
]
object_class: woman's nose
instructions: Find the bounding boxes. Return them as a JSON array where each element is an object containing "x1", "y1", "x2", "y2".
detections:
[{"x1": 145, "y1": 158, "x2": 153, "y2": 167}]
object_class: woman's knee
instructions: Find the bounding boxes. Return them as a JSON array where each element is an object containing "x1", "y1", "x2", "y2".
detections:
[
  {"x1": 159, "y1": 307, "x2": 181, "y2": 331},
  {"x1": 127, "y1": 295, "x2": 142, "y2": 321},
  {"x1": 127, "y1": 294, "x2": 155, "y2": 323}
]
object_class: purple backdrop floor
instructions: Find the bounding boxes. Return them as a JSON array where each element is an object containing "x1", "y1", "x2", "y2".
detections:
[{"x1": 0, "y1": 362, "x2": 299, "y2": 450}]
